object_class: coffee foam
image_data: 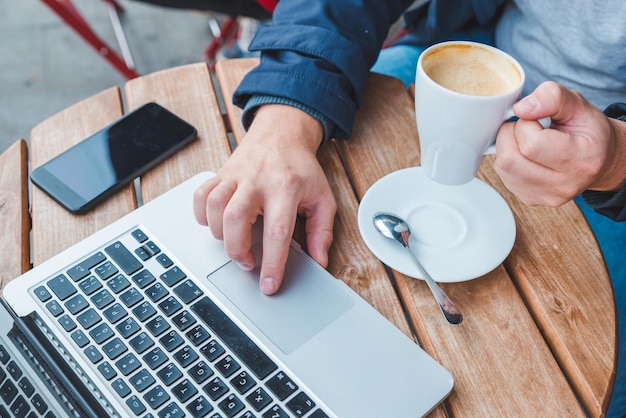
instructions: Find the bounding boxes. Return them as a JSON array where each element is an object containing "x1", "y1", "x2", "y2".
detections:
[{"x1": 423, "y1": 44, "x2": 521, "y2": 96}]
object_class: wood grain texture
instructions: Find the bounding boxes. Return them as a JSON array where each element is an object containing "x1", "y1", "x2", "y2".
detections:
[
  {"x1": 124, "y1": 63, "x2": 232, "y2": 203},
  {"x1": 336, "y1": 73, "x2": 585, "y2": 416},
  {"x1": 479, "y1": 157, "x2": 616, "y2": 416},
  {"x1": 0, "y1": 139, "x2": 29, "y2": 288},
  {"x1": 30, "y1": 88, "x2": 131, "y2": 265}
]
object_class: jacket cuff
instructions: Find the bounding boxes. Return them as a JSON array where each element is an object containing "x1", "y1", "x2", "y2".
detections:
[
  {"x1": 242, "y1": 95, "x2": 336, "y2": 144},
  {"x1": 582, "y1": 185, "x2": 626, "y2": 222}
]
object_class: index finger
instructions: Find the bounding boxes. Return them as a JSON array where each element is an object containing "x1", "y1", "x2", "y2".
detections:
[{"x1": 258, "y1": 200, "x2": 298, "y2": 295}]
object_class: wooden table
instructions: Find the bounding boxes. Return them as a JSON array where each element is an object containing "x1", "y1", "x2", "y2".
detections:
[{"x1": 0, "y1": 59, "x2": 617, "y2": 417}]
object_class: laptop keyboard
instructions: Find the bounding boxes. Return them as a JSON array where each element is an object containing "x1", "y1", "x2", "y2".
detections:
[
  {"x1": 0, "y1": 344, "x2": 56, "y2": 418},
  {"x1": 30, "y1": 227, "x2": 329, "y2": 418}
]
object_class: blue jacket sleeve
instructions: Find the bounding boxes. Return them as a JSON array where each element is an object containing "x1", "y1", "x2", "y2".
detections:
[{"x1": 232, "y1": 0, "x2": 415, "y2": 139}]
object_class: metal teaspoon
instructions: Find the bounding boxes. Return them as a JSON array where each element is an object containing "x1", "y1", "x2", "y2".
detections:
[{"x1": 373, "y1": 212, "x2": 463, "y2": 324}]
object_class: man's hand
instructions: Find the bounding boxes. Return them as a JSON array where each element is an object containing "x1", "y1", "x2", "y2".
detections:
[
  {"x1": 193, "y1": 105, "x2": 337, "y2": 295},
  {"x1": 494, "y1": 81, "x2": 626, "y2": 207}
]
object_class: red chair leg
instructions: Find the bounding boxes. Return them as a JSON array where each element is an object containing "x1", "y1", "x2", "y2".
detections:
[{"x1": 41, "y1": 0, "x2": 139, "y2": 79}]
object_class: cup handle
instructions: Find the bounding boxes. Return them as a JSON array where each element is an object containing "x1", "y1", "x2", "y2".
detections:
[{"x1": 484, "y1": 111, "x2": 552, "y2": 154}]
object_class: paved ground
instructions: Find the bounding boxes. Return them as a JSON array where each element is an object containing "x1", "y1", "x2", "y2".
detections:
[{"x1": 1, "y1": 1, "x2": 217, "y2": 155}]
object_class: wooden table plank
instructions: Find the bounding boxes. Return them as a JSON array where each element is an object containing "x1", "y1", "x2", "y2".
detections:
[
  {"x1": 0, "y1": 139, "x2": 29, "y2": 287},
  {"x1": 30, "y1": 88, "x2": 131, "y2": 265},
  {"x1": 479, "y1": 158, "x2": 616, "y2": 416},
  {"x1": 335, "y1": 73, "x2": 585, "y2": 416},
  {"x1": 124, "y1": 63, "x2": 232, "y2": 203}
]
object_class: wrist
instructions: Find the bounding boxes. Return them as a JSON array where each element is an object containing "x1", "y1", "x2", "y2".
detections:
[{"x1": 247, "y1": 104, "x2": 324, "y2": 154}]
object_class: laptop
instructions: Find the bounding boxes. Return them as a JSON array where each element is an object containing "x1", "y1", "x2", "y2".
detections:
[{"x1": 1, "y1": 171, "x2": 453, "y2": 418}]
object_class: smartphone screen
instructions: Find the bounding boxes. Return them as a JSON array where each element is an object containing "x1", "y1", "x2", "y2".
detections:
[{"x1": 31, "y1": 102, "x2": 197, "y2": 214}]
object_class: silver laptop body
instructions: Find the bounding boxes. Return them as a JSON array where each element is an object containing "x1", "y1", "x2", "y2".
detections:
[{"x1": 3, "y1": 172, "x2": 453, "y2": 418}]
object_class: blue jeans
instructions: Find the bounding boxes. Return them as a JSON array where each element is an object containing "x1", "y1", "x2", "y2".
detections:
[{"x1": 373, "y1": 39, "x2": 626, "y2": 417}]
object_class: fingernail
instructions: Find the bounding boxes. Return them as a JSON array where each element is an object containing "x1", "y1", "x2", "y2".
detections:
[
  {"x1": 237, "y1": 262, "x2": 253, "y2": 271},
  {"x1": 261, "y1": 277, "x2": 276, "y2": 294},
  {"x1": 516, "y1": 94, "x2": 539, "y2": 113}
]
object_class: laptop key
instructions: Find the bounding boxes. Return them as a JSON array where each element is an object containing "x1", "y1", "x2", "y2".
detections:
[
  {"x1": 6, "y1": 361, "x2": 22, "y2": 381},
  {"x1": 188, "y1": 361, "x2": 214, "y2": 384},
  {"x1": 215, "y1": 355, "x2": 240, "y2": 378},
  {"x1": 90, "y1": 289, "x2": 114, "y2": 310},
  {"x1": 131, "y1": 229, "x2": 148, "y2": 243},
  {"x1": 230, "y1": 371, "x2": 256, "y2": 395},
  {"x1": 120, "y1": 287, "x2": 143, "y2": 308},
  {"x1": 45, "y1": 300, "x2": 64, "y2": 317},
  {"x1": 218, "y1": 393, "x2": 245, "y2": 418},
  {"x1": 203, "y1": 376, "x2": 228, "y2": 401},
  {"x1": 158, "y1": 296, "x2": 182, "y2": 317},
  {"x1": 17, "y1": 377, "x2": 34, "y2": 397},
  {"x1": 47, "y1": 274, "x2": 77, "y2": 300},
  {"x1": 67, "y1": 252, "x2": 106, "y2": 281},
  {"x1": 158, "y1": 401, "x2": 184, "y2": 418},
  {"x1": 103, "y1": 303, "x2": 128, "y2": 324},
  {"x1": 77, "y1": 308, "x2": 102, "y2": 329},
  {"x1": 157, "y1": 363, "x2": 182, "y2": 386},
  {"x1": 103, "y1": 337, "x2": 128, "y2": 360},
  {"x1": 262, "y1": 404, "x2": 289, "y2": 418},
  {"x1": 33, "y1": 286, "x2": 52, "y2": 302},
  {"x1": 245, "y1": 387, "x2": 272, "y2": 412},
  {"x1": 172, "y1": 379, "x2": 198, "y2": 403},
  {"x1": 0, "y1": 345, "x2": 9, "y2": 364},
  {"x1": 156, "y1": 254, "x2": 173, "y2": 269},
  {"x1": 31, "y1": 393, "x2": 48, "y2": 414},
  {"x1": 132, "y1": 270, "x2": 156, "y2": 289},
  {"x1": 58, "y1": 315, "x2": 77, "y2": 332},
  {"x1": 129, "y1": 332, "x2": 155, "y2": 354},
  {"x1": 186, "y1": 325, "x2": 211, "y2": 347},
  {"x1": 192, "y1": 297, "x2": 277, "y2": 379},
  {"x1": 10, "y1": 394, "x2": 29, "y2": 418},
  {"x1": 266, "y1": 372, "x2": 298, "y2": 401},
  {"x1": 186, "y1": 395, "x2": 214, "y2": 417},
  {"x1": 64, "y1": 294, "x2": 89, "y2": 315},
  {"x1": 161, "y1": 266, "x2": 186, "y2": 287},
  {"x1": 146, "y1": 283, "x2": 169, "y2": 303},
  {"x1": 116, "y1": 353, "x2": 141, "y2": 376},
  {"x1": 0, "y1": 379, "x2": 17, "y2": 403},
  {"x1": 84, "y1": 346, "x2": 103, "y2": 364},
  {"x1": 130, "y1": 369, "x2": 156, "y2": 392},
  {"x1": 117, "y1": 317, "x2": 141, "y2": 339},
  {"x1": 200, "y1": 340, "x2": 225, "y2": 362},
  {"x1": 105, "y1": 242, "x2": 142, "y2": 275},
  {"x1": 89, "y1": 323, "x2": 115, "y2": 344},
  {"x1": 173, "y1": 345, "x2": 199, "y2": 368},
  {"x1": 286, "y1": 391, "x2": 315, "y2": 417},
  {"x1": 143, "y1": 385, "x2": 170, "y2": 409},
  {"x1": 172, "y1": 310, "x2": 196, "y2": 331},
  {"x1": 97, "y1": 362, "x2": 117, "y2": 381},
  {"x1": 71, "y1": 330, "x2": 90, "y2": 348},
  {"x1": 79, "y1": 276, "x2": 102, "y2": 296},
  {"x1": 95, "y1": 261, "x2": 119, "y2": 281},
  {"x1": 159, "y1": 331, "x2": 184, "y2": 352},
  {"x1": 126, "y1": 395, "x2": 147, "y2": 416},
  {"x1": 174, "y1": 279, "x2": 203, "y2": 304},
  {"x1": 143, "y1": 348, "x2": 168, "y2": 370},
  {"x1": 107, "y1": 274, "x2": 131, "y2": 294},
  {"x1": 146, "y1": 316, "x2": 170, "y2": 337},
  {"x1": 132, "y1": 301, "x2": 157, "y2": 322},
  {"x1": 112, "y1": 378, "x2": 132, "y2": 398}
]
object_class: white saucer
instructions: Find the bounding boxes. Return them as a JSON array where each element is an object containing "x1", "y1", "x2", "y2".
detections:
[{"x1": 358, "y1": 167, "x2": 516, "y2": 282}]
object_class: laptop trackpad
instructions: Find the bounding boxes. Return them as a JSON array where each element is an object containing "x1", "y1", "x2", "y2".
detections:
[{"x1": 207, "y1": 244, "x2": 355, "y2": 355}]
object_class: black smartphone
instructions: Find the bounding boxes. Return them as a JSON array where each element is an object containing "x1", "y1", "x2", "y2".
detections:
[{"x1": 31, "y1": 102, "x2": 198, "y2": 214}]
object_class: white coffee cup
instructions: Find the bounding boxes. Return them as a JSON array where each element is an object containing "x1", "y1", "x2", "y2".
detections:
[{"x1": 415, "y1": 41, "x2": 547, "y2": 185}]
